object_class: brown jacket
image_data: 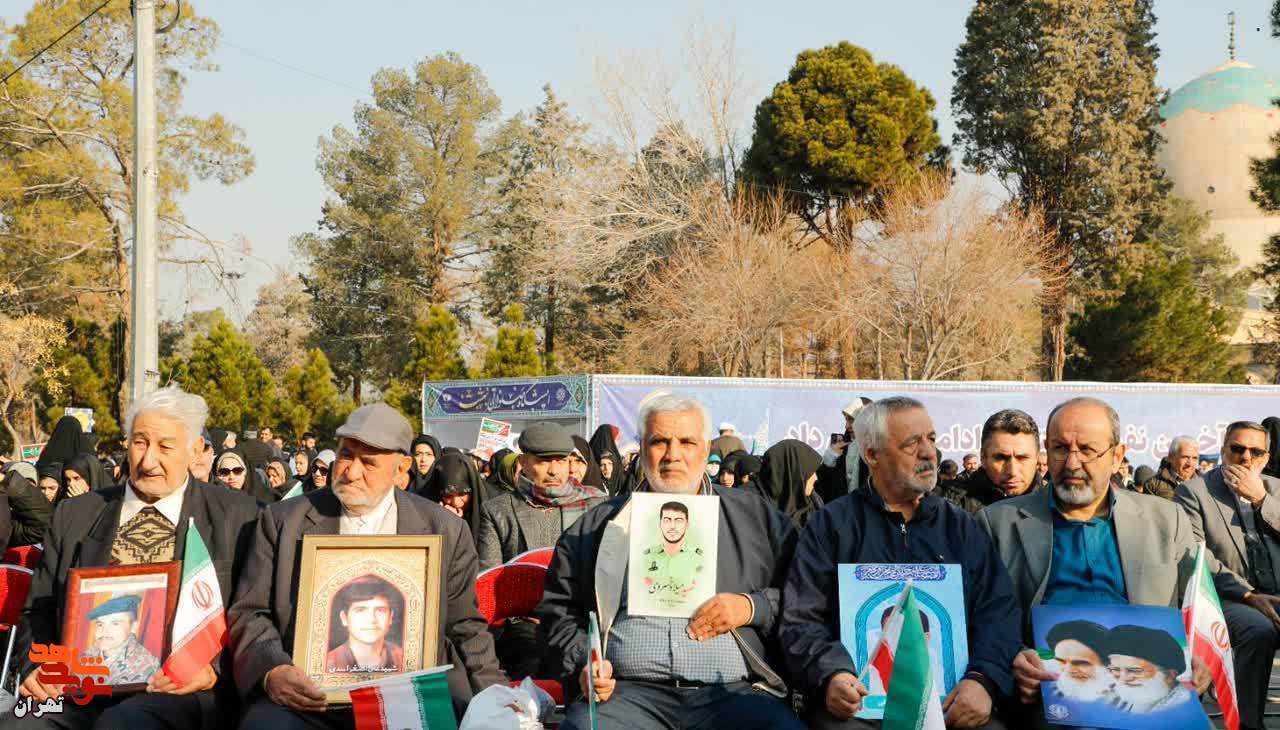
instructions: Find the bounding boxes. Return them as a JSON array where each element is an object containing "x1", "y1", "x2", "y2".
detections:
[{"x1": 1143, "y1": 462, "x2": 1182, "y2": 500}]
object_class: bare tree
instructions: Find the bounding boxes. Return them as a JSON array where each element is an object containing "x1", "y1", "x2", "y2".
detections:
[
  {"x1": 0, "y1": 285, "x2": 66, "y2": 455},
  {"x1": 814, "y1": 174, "x2": 1061, "y2": 380}
]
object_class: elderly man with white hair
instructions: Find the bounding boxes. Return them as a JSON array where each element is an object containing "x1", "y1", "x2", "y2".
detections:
[
  {"x1": 1143, "y1": 435, "x2": 1199, "y2": 500},
  {"x1": 539, "y1": 392, "x2": 804, "y2": 730},
  {"x1": 782, "y1": 396, "x2": 1022, "y2": 729},
  {"x1": 14, "y1": 386, "x2": 263, "y2": 730}
]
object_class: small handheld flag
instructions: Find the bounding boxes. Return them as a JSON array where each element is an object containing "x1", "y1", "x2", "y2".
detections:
[
  {"x1": 881, "y1": 584, "x2": 945, "y2": 730},
  {"x1": 161, "y1": 519, "x2": 227, "y2": 686},
  {"x1": 1183, "y1": 542, "x2": 1239, "y2": 730},
  {"x1": 347, "y1": 666, "x2": 456, "y2": 730},
  {"x1": 588, "y1": 611, "x2": 602, "y2": 730}
]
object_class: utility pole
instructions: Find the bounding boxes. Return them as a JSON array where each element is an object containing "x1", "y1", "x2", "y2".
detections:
[{"x1": 129, "y1": 0, "x2": 159, "y2": 404}]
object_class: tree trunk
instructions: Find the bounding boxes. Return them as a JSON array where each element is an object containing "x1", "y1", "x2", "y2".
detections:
[
  {"x1": 544, "y1": 286, "x2": 556, "y2": 372},
  {"x1": 351, "y1": 371, "x2": 362, "y2": 406},
  {"x1": 2, "y1": 392, "x2": 18, "y2": 460},
  {"x1": 1041, "y1": 295, "x2": 1067, "y2": 381}
]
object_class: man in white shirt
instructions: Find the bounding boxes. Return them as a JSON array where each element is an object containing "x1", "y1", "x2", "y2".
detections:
[{"x1": 228, "y1": 403, "x2": 505, "y2": 729}]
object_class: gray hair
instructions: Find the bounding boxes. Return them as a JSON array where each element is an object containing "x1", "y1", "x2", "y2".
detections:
[
  {"x1": 1167, "y1": 435, "x2": 1198, "y2": 457},
  {"x1": 981, "y1": 409, "x2": 1040, "y2": 454},
  {"x1": 636, "y1": 392, "x2": 711, "y2": 444},
  {"x1": 125, "y1": 386, "x2": 209, "y2": 448},
  {"x1": 853, "y1": 396, "x2": 927, "y2": 450},
  {"x1": 1224, "y1": 421, "x2": 1268, "y2": 444},
  {"x1": 1046, "y1": 397, "x2": 1121, "y2": 447}
]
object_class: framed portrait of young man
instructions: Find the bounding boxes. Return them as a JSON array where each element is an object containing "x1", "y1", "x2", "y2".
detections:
[
  {"x1": 291, "y1": 535, "x2": 444, "y2": 703},
  {"x1": 62, "y1": 562, "x2": 183, "y2": 694}
]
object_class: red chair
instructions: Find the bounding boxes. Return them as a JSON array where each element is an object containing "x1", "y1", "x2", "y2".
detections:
[
  {"x1": 0, "y1": 565, "x2": 34, "y2": 693},
  {"x1": 3, "y1": 545, "x2": 43, "y2": 571},
  {"x1": 474, "y1": 562, "x2": 566, "y2": 707},
  {"x1": 509, "y1": 547, "x2": 554, "y2": 569}
]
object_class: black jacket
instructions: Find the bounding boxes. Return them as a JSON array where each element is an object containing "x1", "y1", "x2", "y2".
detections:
[
  {"x1": 1, "y1": 471, "x2": 49, "y2": 548},
  {"x1": 18, "y1": 480, "x2": 261, "y2": 707},
  {"x1": 780, "y1": 485, "x2": 1021, "y2": 703},
  {"x1": 537, "y1": 483, "x2": 798, "y2": 700},
  {"x1": 942, "y1": 470, "x2": 1044, "y2": 515}
]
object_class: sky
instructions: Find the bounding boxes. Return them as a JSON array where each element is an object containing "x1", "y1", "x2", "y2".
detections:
[{"x1": 4, "y1": 0, "x2": 1277, "y2": 321}]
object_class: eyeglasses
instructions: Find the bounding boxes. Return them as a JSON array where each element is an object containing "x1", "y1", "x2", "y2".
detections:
[
  {"x1": 1047, "y1": 443, "x2": 1117, "y2": 465},
  {"x1": 216, "y1": 466, "x2": 245, "y2": 477},
  {"x1": 1228, "y1": 444, "x2": 1269, "y2": 460}
]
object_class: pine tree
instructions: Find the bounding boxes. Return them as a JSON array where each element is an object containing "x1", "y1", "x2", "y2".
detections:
[
  {"x1": 952, "y1": 0, "x2": 1167, "y2": 379},
  {"x1": 39, "y1": 318, "x2": 123, "y2": 442},
  {"x1": 1067, "y1": 252, "x2": 1245, "y2": 383},
  {"x1": 278, "y1": 349, "x2": 350, "y2": 441},
  {"x1": 163, "y1": 316, "x2": 277, "y2": 431},
  {"x1": 479, "y1": 305, "x2": 544, "y2": 378},
  {"x1": 384, "y1": 305, "x2": 468, "y2": 428}
]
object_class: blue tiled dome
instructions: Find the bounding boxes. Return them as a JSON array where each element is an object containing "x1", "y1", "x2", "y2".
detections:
[{"x1": 1162, "y1": 60, "x2": 1280, "y2": 119}]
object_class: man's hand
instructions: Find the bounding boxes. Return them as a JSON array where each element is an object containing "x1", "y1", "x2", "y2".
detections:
[
  {"x1": 578, "y1": 659, "x2": 615, "y2": 703},
  {"x1": 146, "y1": 665, "x2": 216, "y2": 695},
  {"x1": 1013, "y1": 648, "x2": 1057, "y2": 704},
  {"x1": 265, "y1": 664, "x2": 327, "y2": 713},
  {"x1": 18, "y1": 670, "x2": 62, "y2": 703},
  {"x1": 1191, "y1": 656, "x2": 1212, "y2": 695},
  {"x1": 824, "y1": 672, "x2": 868, "y2": 720},
  {"x1": 943, "y1": 678, "x2": 993, "y2": 729},
  {"x1": 1225, "y1": 464, "x2": 1267, "y2": 506},
  {"x1": 1244, "y1": 592, "x2": 1280, "y2": 631},
  {"x1": 686, "y1": 593, "x2": 752, "y2": 641}
]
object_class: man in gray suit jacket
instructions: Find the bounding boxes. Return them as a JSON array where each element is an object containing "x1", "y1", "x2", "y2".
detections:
[
  {"x1": 975, "y1": 397, "x2": 1218, "y2": 727},
  {"x1": 1175, "y1": 420, "x2": 1280, "y2": 730},
  {"x1": 228, "y1": 404, "x2": 506, "y2": 729}
]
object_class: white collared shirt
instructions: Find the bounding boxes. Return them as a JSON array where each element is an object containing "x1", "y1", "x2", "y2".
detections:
[
  {"x1": 339, "y1": 488, "x2": 398, "y2": 535},
  {"x1": 120, "y1": 477, "x2": 189, "y2": 526}
]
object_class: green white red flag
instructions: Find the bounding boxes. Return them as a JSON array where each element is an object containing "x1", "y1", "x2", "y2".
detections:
[
  {"x1": 1182, "y1": 542, "x2": 1238, "y2": 730},
  {"x1": 880, "y1": 583, "x2": 946, "y2": 730},
  {"x1": 349, "y1": 666, "x2": 456, "y2": 730},
  {"x1": 161, "y1": 519, "x2": 226, "y2": 686}
]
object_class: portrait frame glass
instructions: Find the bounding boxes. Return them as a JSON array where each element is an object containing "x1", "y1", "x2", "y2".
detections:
[
  {"x1": 62, "y1": 561, "x2": 182, "y2": 694},
  {"x1": 291, "y1": 534, "x2": 443, "y2": 703}
]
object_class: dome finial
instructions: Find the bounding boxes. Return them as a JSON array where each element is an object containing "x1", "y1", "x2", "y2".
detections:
[{"x1": 1229, "y1": 10, "x2": 1237, "y2": 60}]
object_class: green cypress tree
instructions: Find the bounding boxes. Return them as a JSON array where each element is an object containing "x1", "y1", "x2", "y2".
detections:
[
  {"x1": 278, "y1": 349, "x2": 349, "y2": 441},
  {"x1": 163, "y1": 317, "x2": 277, "y2": 431},
  {"x1": 384, "y1": 305, "x2": 469, "y2": 428},
  {"x1": 479, "y1": 305, "x2": 545, "y2": 378}
]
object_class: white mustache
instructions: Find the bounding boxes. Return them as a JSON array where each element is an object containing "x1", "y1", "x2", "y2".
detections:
[{"x1": 915, "y1": 464, "x2": 935, "y2": 474}]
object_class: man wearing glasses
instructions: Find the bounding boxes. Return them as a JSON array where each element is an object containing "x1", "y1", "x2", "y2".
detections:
[
  {"x1": 975, "y1": 397, "x2": 1222, "y2": 728},
  {"x1": 1175, "y1": 420, "x2": 1280, "y2": 730}
]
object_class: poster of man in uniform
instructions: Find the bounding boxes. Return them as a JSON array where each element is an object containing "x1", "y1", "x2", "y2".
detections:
[
  {"x1": 1033, "y1": 604, "x2": 1209, "y2": 729},
  {"x1": 837, "y1": 564, "x2": 968, "y2": 719},
  {"x1": 627, "y1": 493, "x2": 719, "y2": 618}
]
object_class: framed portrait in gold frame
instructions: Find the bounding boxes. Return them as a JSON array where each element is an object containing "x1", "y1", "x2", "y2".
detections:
[{"x1": 290, "y1": 535, "x2": 443, "y2": 703}]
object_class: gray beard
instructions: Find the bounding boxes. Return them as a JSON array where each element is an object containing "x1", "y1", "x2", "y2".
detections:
[
  {"x1": 1054, "y1": 482, "x2": 1098, "y2": 506},
  {"x1": 643, "y1": 464, "x2": 702, "y2": 494},
  {"x1": 1112, "y1": 678, "x2": 1176, "y2": 712}
]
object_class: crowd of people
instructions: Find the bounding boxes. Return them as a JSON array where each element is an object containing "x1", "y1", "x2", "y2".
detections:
[{"x1": 0, "y1": 386, "x2": 1277, "y2": 730}]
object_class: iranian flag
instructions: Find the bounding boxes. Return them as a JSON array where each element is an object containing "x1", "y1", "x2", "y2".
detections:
[
  {"x1": 880, "y1": 584, "x2": 946, "y2": 730},
  {"x1": 161, "y1": 519, "x2": 226, "y2": 686},
  {"x1": 1182, "y1": 542, "x2": 1239, "y2": 730},
  {"x1": 349, "y1": 666, "x2": 457, "y2": 730}
]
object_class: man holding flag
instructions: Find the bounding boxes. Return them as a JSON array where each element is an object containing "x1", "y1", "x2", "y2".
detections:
[
  {"x1": 781, "y1": 397, "x2": 1022, "y2": 729},
  {"x1": 11, "y1": 386, "x2": 261, "y2": 730},
  {"x1": 1175, "y1": 420, "x2": 1280, "y2": 730}
]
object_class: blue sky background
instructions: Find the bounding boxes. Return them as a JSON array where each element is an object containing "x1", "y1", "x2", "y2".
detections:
[{"x1": 4, "y1": 1, "x2": 1278, "y2": 319}]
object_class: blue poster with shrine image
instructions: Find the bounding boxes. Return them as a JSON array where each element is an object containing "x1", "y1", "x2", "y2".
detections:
[{"x1": 837, "y1": 563, "x2": 968, "y2": 720}]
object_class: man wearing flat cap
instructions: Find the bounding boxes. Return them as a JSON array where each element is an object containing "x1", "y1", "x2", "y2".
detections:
[
  {"x1": 228, "y1": 402, "x2": 505, "y2": 729},
  {"x1": 11, "y1": 386, "x2": 262, "y2": 730},
  {"x1": 475, "y1": 422, "x2": 606, "y2": 678},
  {"x1": 89, "y1": 595, "x2": 160, "y2": 685}
]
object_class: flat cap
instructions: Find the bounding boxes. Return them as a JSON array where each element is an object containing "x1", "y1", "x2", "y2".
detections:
[
  {"x1": 89, "y1": 594, "x2": 141, "y2": 621},
  {"x1": 335, "y1": 403, "x2": 413, "y2": 454},
  {"x1": 517, "y1": 422, "x2": 574, "y2": 457}
]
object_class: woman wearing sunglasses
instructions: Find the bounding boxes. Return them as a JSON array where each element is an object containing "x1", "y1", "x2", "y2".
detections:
[
  {"x1": 214, "y1": 449, "x2": 279, "y2": 504},
  {"x1": 303, "y1": 449, "x2": 336, "y2": 494}
]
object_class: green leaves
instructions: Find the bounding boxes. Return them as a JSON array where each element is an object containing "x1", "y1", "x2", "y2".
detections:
[{"x1": 479, "y1": 305, "x2": 544, "y2": 379}]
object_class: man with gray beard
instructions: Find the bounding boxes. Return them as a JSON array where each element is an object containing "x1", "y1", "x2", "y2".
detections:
[
  {"x1": 975, "y1": 397, "x2": 1222, "y2": 728},
  {"x1": 538, "y1": 393, "x2": 804, "y2": 730},
  {"x1": 781, "y1": 396, "x2": 1021, "y2": 729}
]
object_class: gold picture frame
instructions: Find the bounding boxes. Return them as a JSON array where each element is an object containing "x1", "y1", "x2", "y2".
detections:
[{"x1": 291, "y1": 535, "x2": 443, "y2": 703}]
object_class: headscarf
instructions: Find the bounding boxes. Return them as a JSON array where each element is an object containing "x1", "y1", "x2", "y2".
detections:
[
  {"x1": 306, "y1": 449, "x2": 336, "y2": 493},
  {"x1": 571, "y1": 436, "x2": 606, "y2": 489},
  {"x1": 36, "y1": 461, "x2": 65, "y2": 504},
  {"x1": 38, "y1": 415, "x2": 85, "y2": 470},
  {"x1": 719, "y1": 451, "x2": 747, "y2": 484},
  {"x1": 208, "y1": 428, "x2": 230, "y2": 458},
  {"x1": 216, "y1": 450, "x2": 279, "y2": 504},
  {"x1": 424, "y1": 452, "x2": 488, "y2": 537},
  {"x1": 734, "y1": 454, "x2": 762, "y2": 486},
  {"x1": 1264, "y1": 417, "x2": 1280, "y2": 479},
  {"x1": 488, "y1": 451, "x2": 519, "y2": 493},
  {"x1": 265, "y1": 457, "x2": 292, "y2": 496},
  {"x1": 753, "y1": 439, "x2": 824, "y2": 528},
  {"x1": 588, "y1": 425, "x2": 625, "y2": 494},
  {"x1": 414, "y1": 435, "x2": 450, "y2": 491},
  {"x1": 65, "y1": 453, "x2": 108, "y2": 493}
]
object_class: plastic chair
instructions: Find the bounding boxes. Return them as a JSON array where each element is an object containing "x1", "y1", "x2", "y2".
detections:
[
  {"x1": 0, "y1": 565, "x2": 34, "y2": 693},
  {"x1": 3, "y1": 545, "x2": 43, "y2": 571},
  {"x1": 475, "y1": 563, "x2": 548, "y2": 627},
  {"x1": 509, "y1": 547, "x2": 554, "y2": 569}
]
